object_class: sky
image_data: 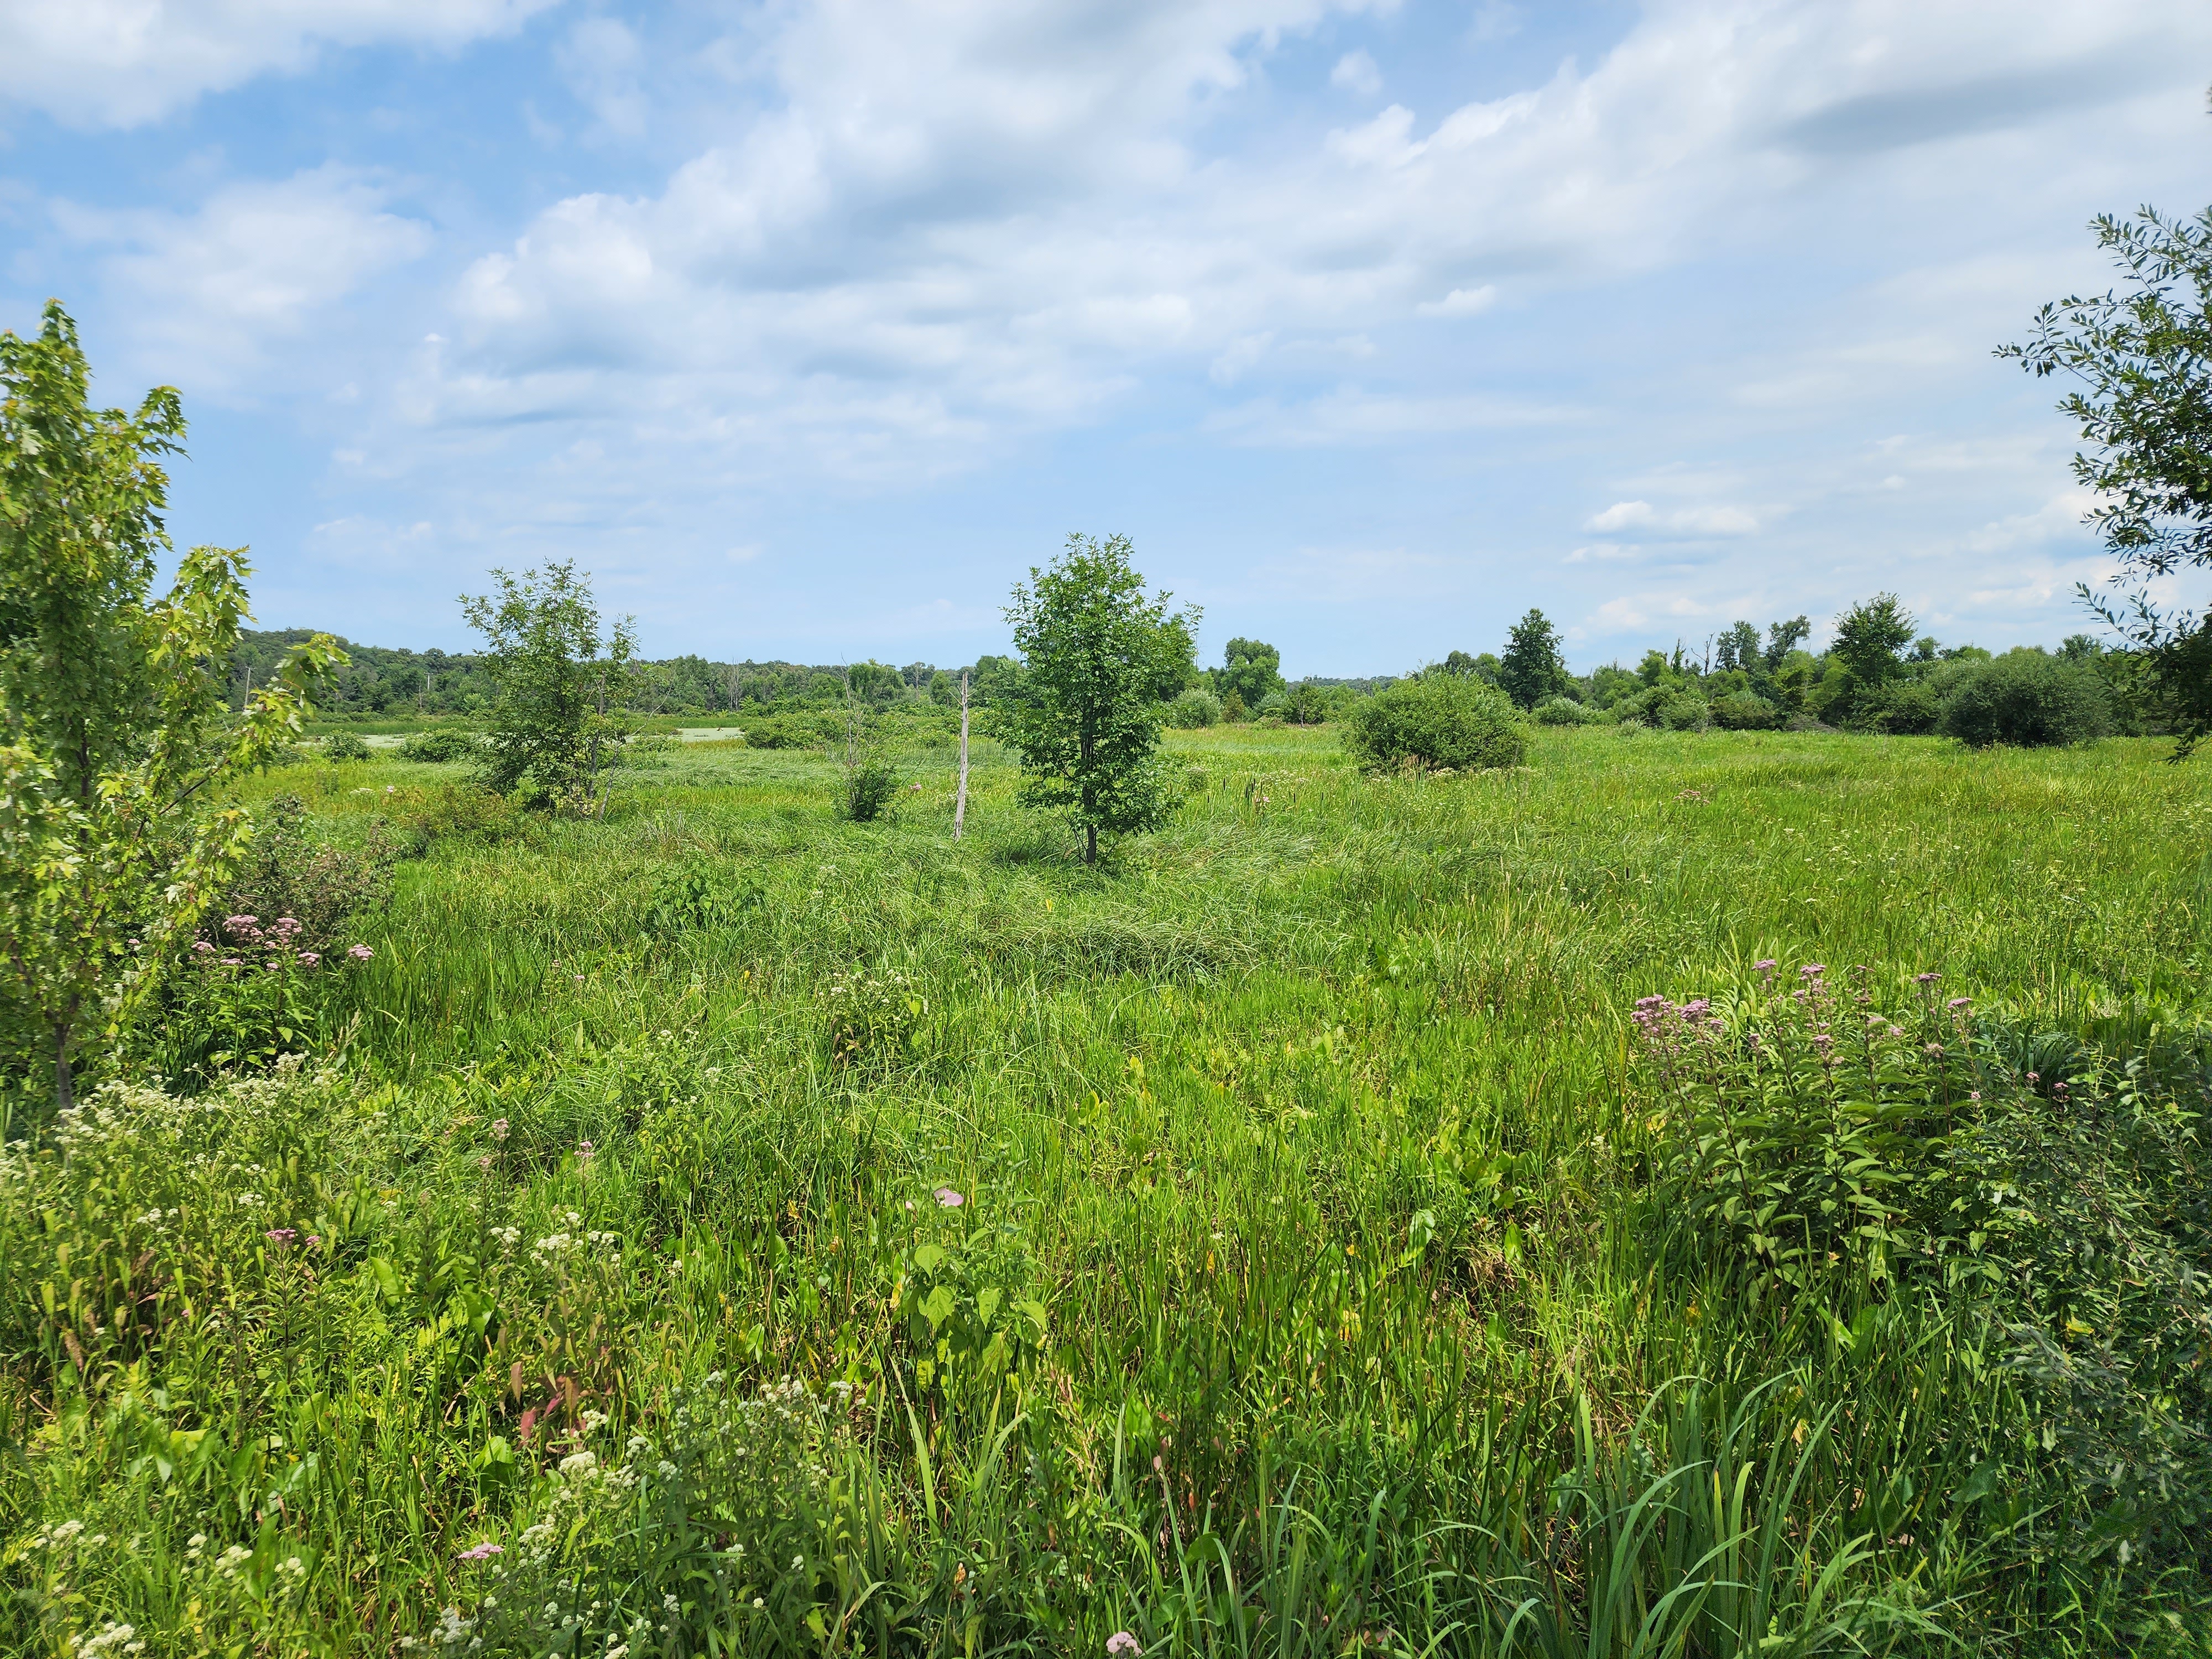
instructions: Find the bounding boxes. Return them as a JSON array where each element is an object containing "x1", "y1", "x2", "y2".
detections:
[{"x1": 3, "y1": 1, "x2": 2208, "y2": 676}]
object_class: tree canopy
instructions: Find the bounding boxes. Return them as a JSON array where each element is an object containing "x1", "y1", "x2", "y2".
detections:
[{"x1": 1000, "y1": 534, "x2": 1197, "y2": 864}]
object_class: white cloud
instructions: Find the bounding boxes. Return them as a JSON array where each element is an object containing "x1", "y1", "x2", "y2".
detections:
[
  {"x1": 1416, "y1": 284, "x2": 1496, "y2": 317},
  {"x1": 54, "y1": 165, "x2": 431, "y2": 392},
  {"x1": 1331, "y1": 49, "x2": 1382, "y2": 95},
  {"x1": 1584, "y1": 500, "x2": 1760, "y2": 535},
  {"x1": 556, "y1": 17, "x2": 649, "y2": 139},
  {"x1": 0, "y1": 0, "x2": 557, "y2": 128},
  {"x1": 1207, "y1": 386, "x2": 1583, "y2": 446}
]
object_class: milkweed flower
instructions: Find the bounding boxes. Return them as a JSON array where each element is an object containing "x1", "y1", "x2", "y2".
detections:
[
  {"x1": 1108, "y1": 1635, "x2": 1143, "y2": 1657},
  {"x1": 456, "y1": 1542, "x2": 502, "y2": 1562},
  {"x1": 265, "y1": 1228, "x2": 297, "y2": 1247}
]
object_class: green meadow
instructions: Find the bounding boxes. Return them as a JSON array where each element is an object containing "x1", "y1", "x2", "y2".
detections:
[{"x1": 5, "y1": 726, "x2": 2208, "y2": 1656}]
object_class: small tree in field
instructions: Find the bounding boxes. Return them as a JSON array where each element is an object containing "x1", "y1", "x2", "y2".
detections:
[
  {"x1": 0, "y1": 301, "x2": 338, "y2": 1110},
  {"x1": 1001, "y1": 534, "x2": 1198, "y2": 864},
  {"x1": 1498, "y1": 608, "x2": 1571, "y2": 709},
  {"x1": 462, "y1": 561, "x2": 637, "y2": 809}
]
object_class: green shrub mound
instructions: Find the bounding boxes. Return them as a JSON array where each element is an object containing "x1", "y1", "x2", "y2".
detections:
[
  {"x1": 1342, "y1": 671, "x2": 1527, "y2": 770},
  {"x1": 1708, "y1": 691, "x2": 1783, "y2": 730},
  {"x1": 321, "y1": 731, "x2": 373, "y2": 761},
  {"x1": 1639, "y1": 971, "x2": 2211, "y2": 1566},
  {"x1": 1533, "y1": 695, "x2": 1600, "y2": 727},
  {"x1": 1165, "y1": 688, "x2": 1222, "y2": 728},
  {"x1": 1941, "y1": 651, "x2": 2112, "y2": 747},
  {"x1": 397, "y1": 728, "x2": 482, "y2": 763}
]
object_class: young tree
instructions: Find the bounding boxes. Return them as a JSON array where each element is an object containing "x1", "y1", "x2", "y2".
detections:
[
  {"x1": 1762, "y1": 616, "x2": 1812, "y2": 671},
  {"x1": 1498, "y1": 608, "x2": 1571, "y2": 708},
  {"x1": 1216, "y1": 638, "x2": 1283, "y2": 709},
  {"x1": 1000, "y1": 534, "x2": 1198, "y2": 865},
  {"x1": 2002, "y1": 204, "x2": 2212, "y2": 750},
  {"x1": 1714, "y1": 621, "x2": 1762, "y2": 674},
  {"x1": 461, "y1": 561, "x2": 637, "y2": 807},
  {"x1": 1830, "y1": 594, "x2": 1916, "y2": 685},
  {"x1": 0, "y1": 301, "x2": 338, "y2": 1110}
]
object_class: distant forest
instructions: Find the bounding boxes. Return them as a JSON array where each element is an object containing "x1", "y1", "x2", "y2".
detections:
[{"x1": 232, "y1": 592, "x2": 2158, "y2": 741}]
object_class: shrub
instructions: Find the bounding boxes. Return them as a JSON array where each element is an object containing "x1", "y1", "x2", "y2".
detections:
[
  {"x1": 1166, "y1": 688, "x2": 1222, "y2": 728},
  {"x1": 1533, "y1": 696, "x2": 1598, "y2": 727},
  {"x1": 1342, "y1": 673, "x2": 1527, "y2": 771},
  {"x1": 825, "y1": 967, "x2": 926, "y2": 1068},
  {"x1": 322, "y1": 731, "x2": 373, "y2": 761},
  {"x1": 838, "y1": 755, "x2": 900, "y2": 821},
  {"x1": 1856, "y1": 679, "x2": 1941, "y2": 735},
  {"x1": 1283, "y1": 682, "x2": 1329, "y2": 725},
  {"x1": 1941, "y1": 651, "x2": 2112, "y2": 747},
  {"x1": 743, "y1": 712, "x2": 841, "y2": 749},
  {"x1": 397, "y1": 728, "x2": 481, "y2": 763},
  {"x1": 1636, "y1": 969, "x2": 2212, "y2": 1561},
  {"x1": 1708, "y1": 692, "x2": 1783, "y2": 731}
]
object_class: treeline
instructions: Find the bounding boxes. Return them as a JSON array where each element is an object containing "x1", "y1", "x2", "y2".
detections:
[
  {"x1": 248, "y1": 586, "x2": 2151, "y2": 750},
  {"x1": 1457, "y1": 596, "x2": 2148, "y2": 744}
]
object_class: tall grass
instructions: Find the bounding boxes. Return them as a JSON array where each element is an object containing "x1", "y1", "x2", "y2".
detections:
[{"x1": 1, "y1": 728, "x2": 2205, "y2": 1655}]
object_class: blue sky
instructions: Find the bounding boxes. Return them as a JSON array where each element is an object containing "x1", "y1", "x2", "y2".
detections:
[{"x1": 3, "y1": 2, "x2": 2208, "y2": 676}]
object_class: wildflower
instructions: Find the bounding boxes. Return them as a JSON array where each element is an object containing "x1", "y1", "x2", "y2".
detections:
[
  {"x1": 752, "y1": 1598, "x2": 765, "y2": 1610},
  {"x1": 280, "y1": 1555, "x2": 305, "y2": 1577},
  {"x1": 348, "y1": 944, "x2": 374, "y2": 962},
  {"x1": 191, "y1": 940, "x2": 214, "y2": 954},
  {"x1": 306, "y1": 1234, "x2": 321, "y2": 1250},
  {"x1": 491, "y1": 1118, "x2": 509, "y2": 1141},
  {"x1": 1753, "y1": 958, "x2": 1777, "y2": 973},
  {"x1": 1914, "y1": 971, "x2": 1940, "y2": 983},
  {"x1": 559, "y1": 1450, "x2": 598, "y2": 1478},
  {"x1": 265, "y1": 1228, "x2": 298, "y2": 1247},
  {"x1": 933, "y1": 1186, "x2": 964, "y2": 1208},
  {"x1": 1108, "y1": 1635, "x2": 1144, "y2": 1657},
  {"x1": 186, "y1": 1533, "x2": 207, "y2": 1553},
  {"x1": 577, "y1": 1140, "x2": 594, "y2": 1161},
  {"x1": 479, "y1": 1155, "x2": 493, "y2": 1171},
  {"x1": 298, "y1": 951, "x2": 320, "y2": 967},
  {"x1": 1947, "y1": 997, "x2": 1970, "y2": 1009},
  {"x1": 1800, "y1": 963, "x2": 1825, "y2": 978},
  {"x1": 457, "y1": 1542, "x2": 503, "y2": 1562}
]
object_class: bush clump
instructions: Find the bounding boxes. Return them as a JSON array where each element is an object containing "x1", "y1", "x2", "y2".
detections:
[
  {"x1": 322, "y1": 731, "x2": 373, "y2": 761},
  {"x1": 1940, "y1": 651, "x2": 2112, "y2": 748},
  {"x1": 397, "y1": 728, "x2": 482, "y2": 763},
  {"x1": 1342, "y1": 672, "x2": 1527, "y2": 771},
  {"x1": 1533, "y1": 696, "x2": 1600, "y2": 727},
  {"x1": 1708, "y1": 692, "x2": 1783, "y2": 731},
  {"x1": 1166, "y1": 688, "x2": 1222, "y2": 728}
]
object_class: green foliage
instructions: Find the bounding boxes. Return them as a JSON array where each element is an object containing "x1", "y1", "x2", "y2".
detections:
[
  {"x1": 1708, "y1": 691, "x2": 1783, "y2": 730},
  {"x1": 0, "y1": 302, "x2": 339, "y2": 1112},
  {"x1": 1855, "y1": 678, "x2": 1942, "y2": 735},
  {"x1": 1498, "y1": 607, "x2": 1571, "y2": 709},
  {"x1": 397, "y1": 728, "x2": 481, "y2": 763},
  {"x1": 6, "y1": 726, "x2": 2212, "y2": 1653},
  {"x1": 1280, "y1": 682, "x2": 1328, "y2": 725},
  {"x1": 1941, "y1": 650, "x2": 2114, "y2": 747},
  {"x1": 1640, "y1": 971, "x2": 2211, "y2": 1561},
  {"x1": 1342, "y1": 671, "x2": 1528, "y2": 770},
  {"x1": 321, "y1": 731, "x2": 373, "y2": 761},
  {"x1": 836, "y1": 707, "x2": 901, "y2": 823},
  {"x1": 1533, "y1": 695, "x2": 1600, "y2": 726},
  {"x1": 2005, "y1": 205, "x2": 2212, "y2": 752},
  {"x1": 743, "y1": 710, "x2": 844, "y2": 749},
  {"x1": 461, "y1": 561, "x2": 637, "y2": 807},
  {"x1": 641, "y1": 862, "x2": 763, "y2": 935},
  {"x1": 1215, "y1": 637, "x2": 1282, "y2": 709},
  {"x1": 1830, "y1": 594, "x2": 1916, "y2": 690},
  {"x1": 825, "y1": 966, "x2": 926, "y2": 1068},
  {"x1": 1165, "y1": 687, "x2": 1221, "y2": 728},
  {"x1": 999, "y1": 533, "x2": 1198, "y2": 863}
]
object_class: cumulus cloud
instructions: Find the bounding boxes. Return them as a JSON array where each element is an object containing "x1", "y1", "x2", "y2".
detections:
[
  {"x1": 404, "y1": 0, "x2": 2207, "y2": 484},
  {"x1": 1584, "y1": 500, "x2": 1760, "y2": 535},
  {"x1": 1331, "y1": 49, "x2": 1383, "y2": 95},
  {"x1": 0, "y1": 0, "x2": 556, "y2": 128},
  {"x1": 54, "y1": 165, "x2": 432, "y2": 392}
]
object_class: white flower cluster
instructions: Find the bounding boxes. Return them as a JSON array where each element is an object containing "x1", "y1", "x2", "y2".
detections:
[{"x1": 74, "y1": 1620, "x2": 144, "y2": 1657}]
